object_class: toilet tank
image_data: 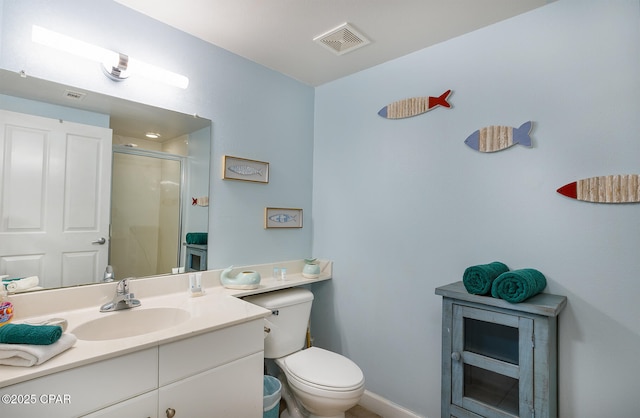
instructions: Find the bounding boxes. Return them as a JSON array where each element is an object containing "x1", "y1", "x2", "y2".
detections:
[{"x1": 244, "y1": 288, "x2": 314, "y2": 359}]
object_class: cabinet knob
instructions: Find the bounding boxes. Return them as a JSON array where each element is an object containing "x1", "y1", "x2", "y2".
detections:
[
  {"x1": 451, "y1": 352, "x2": 461, "y2": 361},
  {"x1": 166, "y1": 407, "x2": 176, "y2": 418}
]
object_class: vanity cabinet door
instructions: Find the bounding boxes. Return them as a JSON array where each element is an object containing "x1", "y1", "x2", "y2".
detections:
[
  {"x1": 81, "y1": 390, "x2": 158, "y2": 418},
  {"x1": 158, "y1": 352, "x2": 263, "y2": 418}
]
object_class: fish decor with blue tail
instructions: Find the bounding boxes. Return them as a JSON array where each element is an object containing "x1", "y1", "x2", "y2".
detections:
[
  {"x1": 378, "y1": 89, "x2": 452, "y2": 119},
  {"x1": 465, "y1": 121, "x2": 533, "y2": 152}
]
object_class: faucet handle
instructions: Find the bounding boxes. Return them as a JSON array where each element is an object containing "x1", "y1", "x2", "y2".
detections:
[
  {"x1": 103, "y1": 265, "x2": 115, "y2": 282},
  {"x1": 116, "y1": 278, "x2": 130, "y2": 294}
]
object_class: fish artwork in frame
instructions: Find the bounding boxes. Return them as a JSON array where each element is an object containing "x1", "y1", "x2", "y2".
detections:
[
  {"x1": 223, "y1": 155, "x2": 269, "y2": 183},
  {"x1": 265, "y1": 207, "x2": 303, "y2": 229}
]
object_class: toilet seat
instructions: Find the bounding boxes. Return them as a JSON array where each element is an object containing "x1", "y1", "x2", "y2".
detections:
[{"x1": 282, "y1": 347, "x2": 364, "y2": 392}]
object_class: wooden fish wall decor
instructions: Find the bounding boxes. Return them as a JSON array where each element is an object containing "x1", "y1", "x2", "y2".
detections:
[
  {"x1": 465, "y1": 121, "x2": 533, "y2": 152},
  {"x1": 557, "y1": 174, "x2": 640, "y2": 203},
  {"x1": 378, "y1": 89, "x2": 452, "y2": 119}
]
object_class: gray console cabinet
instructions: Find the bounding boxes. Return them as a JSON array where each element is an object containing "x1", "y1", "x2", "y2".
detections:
[{"x1": 436, "y1": 282, "x2": 566, "y2": 418}]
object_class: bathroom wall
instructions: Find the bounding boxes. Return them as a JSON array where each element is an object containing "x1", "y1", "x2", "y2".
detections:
[
  {"x1": 4, "y1": 0, "x2": 639, "y2": 416},
  {"x1": 311, "y1": 0, "x2": 640, "y2": 417},
  {"x1": 0, "y1": 0, "x2": 315, "y2": 269}
]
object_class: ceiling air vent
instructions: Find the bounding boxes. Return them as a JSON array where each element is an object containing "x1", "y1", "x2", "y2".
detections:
[
  {"x1": 63, "y1": 90, "x2": 86, "y2": 101},
  {"x1": 313, "y1": 23, "x2": 371, "y2": 56}
]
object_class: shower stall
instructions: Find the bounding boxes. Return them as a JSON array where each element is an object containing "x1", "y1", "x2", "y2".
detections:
[{"x1": 109, "y1": 147, "x2": 185, "y2": 279}]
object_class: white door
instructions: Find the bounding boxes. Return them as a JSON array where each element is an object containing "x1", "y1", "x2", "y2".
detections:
[{"x1": 0, "y1": 110, "x2": 112, "y2": 288}]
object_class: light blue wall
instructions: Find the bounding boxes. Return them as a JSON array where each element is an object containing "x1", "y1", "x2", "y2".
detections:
[
  {"x1": 311, "y1": 0, "x2": 640, "y2": 417},
  {"x1": 3, "y1": 0, "x2": 640, "y2": 416},
  {"x1": 0, "y1": 0, "x2": 315, "y2": 268}
]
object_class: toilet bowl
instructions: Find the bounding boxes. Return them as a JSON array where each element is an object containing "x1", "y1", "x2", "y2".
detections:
[
  {"x1": 243, "y1": 288, "x2": 365, "y2": 418},
  {"x1": 276, "y1": 347, "x2": 365, "y2": 418}
]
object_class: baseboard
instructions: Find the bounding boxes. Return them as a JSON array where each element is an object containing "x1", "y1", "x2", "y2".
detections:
[{"x1": 359, "y1": 390, "x2": 424, "y2": 418}]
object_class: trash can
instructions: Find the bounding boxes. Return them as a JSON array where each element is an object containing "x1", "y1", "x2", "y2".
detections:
[{"x1": 263, "y1": 375, "x2": 282, "y2": 418}]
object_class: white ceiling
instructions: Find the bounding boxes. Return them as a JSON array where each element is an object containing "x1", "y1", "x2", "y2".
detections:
[{"x1": 114, "y1": 0, "x2": 552, "y2": 86}]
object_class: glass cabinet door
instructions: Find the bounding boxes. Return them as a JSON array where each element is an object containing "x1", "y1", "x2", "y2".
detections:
[{"x1": 451, "y1": 304, "x2": 534, "y2": 418}]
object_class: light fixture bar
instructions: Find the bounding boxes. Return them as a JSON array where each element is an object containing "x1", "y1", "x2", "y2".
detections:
[
  {"x1": 31, "y1": 25, "x2": 189, "y2": 89},
  {"x1": 129, "y1": 57, "x2": 189, "y2": 89},
  {"x1": 32, "y1": 25, "x2": 119, "y2": 64}
]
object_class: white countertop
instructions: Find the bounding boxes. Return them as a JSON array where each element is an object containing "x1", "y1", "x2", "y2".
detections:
[{"x1": 0, "y1": 260, "x2": 332, "y2": 388}]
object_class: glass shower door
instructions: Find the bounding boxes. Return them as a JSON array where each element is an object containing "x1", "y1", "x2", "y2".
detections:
[{"x1": 110, "y1": 150, "x2": 183, "y2": 279}]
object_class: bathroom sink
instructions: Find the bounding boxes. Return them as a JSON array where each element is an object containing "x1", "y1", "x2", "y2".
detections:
[{"x1": 71, "y1": 307, "x2": 190, "y2": 341}]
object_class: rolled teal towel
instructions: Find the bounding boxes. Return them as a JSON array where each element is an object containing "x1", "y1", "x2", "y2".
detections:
[
  {"x1": 186, "y1": 232, "x2": 208, "y2": 245},
  {"x1": 463, "y1": 262, "x2": 510, "y2": 295},
  {"x1": 0, "y1": 324, "x2": 63, "y2": 345},
  {"x1": 491, "y1": 269, "x2": 547, "y2": 303}
]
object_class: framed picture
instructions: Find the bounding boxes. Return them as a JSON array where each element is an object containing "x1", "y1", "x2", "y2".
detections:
[
  {"x1": 265, "y1": 207, "x2": 303, "y2": 229},
  {"x1": 223, "y1": 155, "x2": 269, "y2": 183}
]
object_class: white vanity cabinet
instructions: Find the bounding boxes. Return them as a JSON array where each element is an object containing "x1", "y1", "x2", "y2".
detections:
[
  {"x1": 2, "y1": 319, "x2": 264, "y2": 418},
  {"x1": 83, "y1": 391, "x2": 159, "y2": 418},
  {"x1": 0, "y1": 348, "x2": 158, "y2": 418},
  {"x1": 156, "y1": 319, "x2": 264, "y2": 418}
]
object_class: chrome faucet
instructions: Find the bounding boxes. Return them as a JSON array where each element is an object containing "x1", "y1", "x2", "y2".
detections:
[{"x1": 100, "y1": 278, "x2": 141, "y2": 312}]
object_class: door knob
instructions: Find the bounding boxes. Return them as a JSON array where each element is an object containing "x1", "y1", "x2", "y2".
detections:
[
  {"x1": 451, "y1": 352, "x2": 461, "y2": 361},
  {"x1": 166, "y1": 407, "x2": 176, "y2": 418},
  {"x1": 91, "y1": 237, "x2": 106, "y2": 245}
]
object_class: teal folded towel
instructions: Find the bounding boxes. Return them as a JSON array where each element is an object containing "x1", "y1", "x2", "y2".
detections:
[
  {"x1": 463, "y1": 262, "x2": 510, "y2": 295},
  {"x1": 0, "y1": 324, "x2": 63, "y2": 345},
  {"x1": 491, "y1": 268, "x2": 547, "y2": 303},
  {"x1": 186, "y1": 232, "x2": 208, "y2": 245}
]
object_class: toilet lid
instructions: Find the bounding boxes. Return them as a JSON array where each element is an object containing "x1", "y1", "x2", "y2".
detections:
[{"x1": 284, "y1": 347, "x2": 364, "y2": 391}]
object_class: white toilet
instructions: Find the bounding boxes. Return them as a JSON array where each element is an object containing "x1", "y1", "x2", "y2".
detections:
[{"x1": 244, "y1": 288, "x2": 365, "y2": 418}]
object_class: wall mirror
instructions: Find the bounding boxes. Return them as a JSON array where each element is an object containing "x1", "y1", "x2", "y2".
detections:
[{"x1": 0, "y1": 69, "x2": 211, "y2": 291}]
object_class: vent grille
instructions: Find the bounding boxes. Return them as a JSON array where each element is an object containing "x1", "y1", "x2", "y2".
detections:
[
  {"x1": 63, "y1": 90, "x2": 86, "y2": 101},
  {"x1": 313, "y1": 23, "x2": 370, "y2": 55}
]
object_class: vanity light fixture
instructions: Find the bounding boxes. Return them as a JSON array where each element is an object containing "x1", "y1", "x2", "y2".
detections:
[{"x1": 31, "y1": 25, "x2": 189, "y2": 89}]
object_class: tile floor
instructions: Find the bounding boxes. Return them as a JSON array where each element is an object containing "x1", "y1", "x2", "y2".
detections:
[
  {"x1": 279, "y1": 401, "x2": 381, "y2": 418},
  {"x1": 346, "y1": 404, "x2": 382, "y2": 418}
]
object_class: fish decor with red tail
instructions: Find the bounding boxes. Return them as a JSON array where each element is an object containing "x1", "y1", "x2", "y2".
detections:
[
  {"x1": 557, "y1": 174, "x2": 640, "y2": 203},
  {"x1": 378, "y1": 89, "x2": 452, "y2": 119},
  {"x1": 465, "y1": 121, "x2": 533, "y2": 153}
]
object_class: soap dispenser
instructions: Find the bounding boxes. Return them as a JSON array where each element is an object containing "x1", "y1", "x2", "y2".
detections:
[{"x1": 189, "y1": 273, "x2": 204, "y2": 297}]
